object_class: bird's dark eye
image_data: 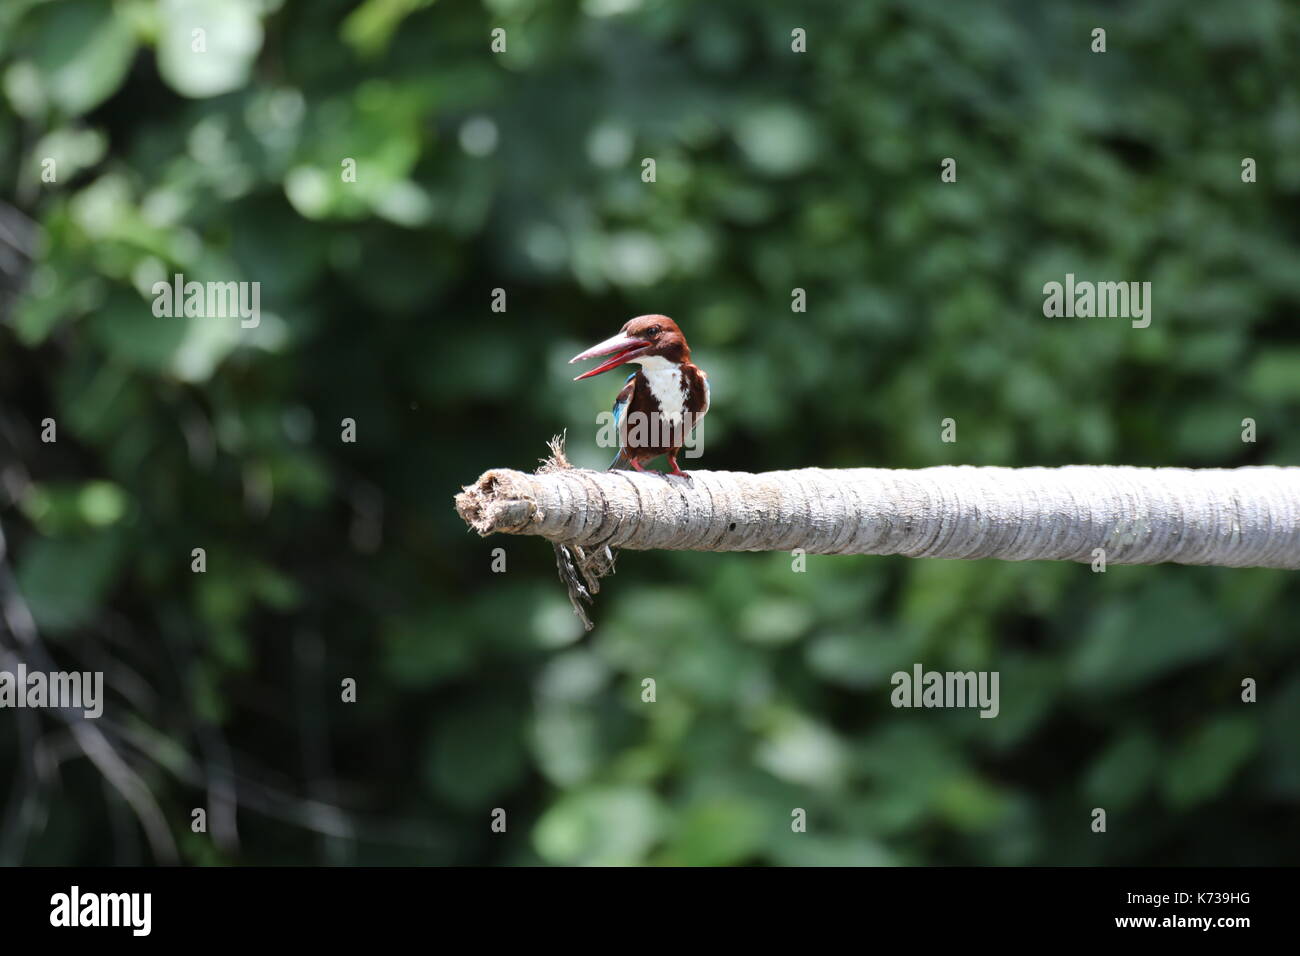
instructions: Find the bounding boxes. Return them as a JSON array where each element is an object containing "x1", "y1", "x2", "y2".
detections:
[{"x1": 648, "y1": 326, "x2": 660, "y2": 336}]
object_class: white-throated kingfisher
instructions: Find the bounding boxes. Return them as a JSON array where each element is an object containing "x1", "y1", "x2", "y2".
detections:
[{"x1": 569, "y1": 314, "x2": 710, "y2": 477}]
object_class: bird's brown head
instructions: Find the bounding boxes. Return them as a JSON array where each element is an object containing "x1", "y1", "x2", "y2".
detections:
[{"x1": 569, "y1": 314, "x2": 690, "y2": 380}]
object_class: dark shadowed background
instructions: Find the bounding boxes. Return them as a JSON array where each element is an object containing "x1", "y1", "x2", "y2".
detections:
[{"x1": 1, "y1": 0, "x2": 1298, "y2": 865}]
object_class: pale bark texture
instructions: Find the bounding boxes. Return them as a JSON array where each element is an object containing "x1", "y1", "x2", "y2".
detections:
[{"x1": 456, "y1": 465, "x2": 1300, "y2": 569}]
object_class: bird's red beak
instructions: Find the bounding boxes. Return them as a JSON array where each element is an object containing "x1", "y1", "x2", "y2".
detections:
[{"x1": 569, "y1": 332, "x2": 649, "y2": 380}]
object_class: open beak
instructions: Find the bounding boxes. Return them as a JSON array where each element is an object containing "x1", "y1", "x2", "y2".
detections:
[{"x1": 569, "y1": 332, "x2": 649, "y2": 380}]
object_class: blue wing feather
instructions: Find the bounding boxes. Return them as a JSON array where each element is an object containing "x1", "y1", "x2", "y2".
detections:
[
  {"x1": 608, "y1": 373, "x2": 636, "y2": 470},
  {"x1": 611, "y1": 372, "x2": 635, "y2": 427}
]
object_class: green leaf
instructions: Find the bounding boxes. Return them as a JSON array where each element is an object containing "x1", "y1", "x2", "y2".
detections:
[
  {"x1": 1245, "y1": 349, "x2": 1300, "y2": 402},
  {"x1": 15, "y1": 531, "x2": 123, "y2": 633},
  {"x1": 22, "y1": 0, "x2": 136, "y2": 115},
  {"x1": 1163, "y1": 716, "x2": 1258, "y2": 809},
  {"x1": 1086, "y1": 731, "x2": 1160, "y2": 810},
  {"x1": 533, "y1": 786, "x2": 666, "y2": 866},
  {"x1": 423, "y1": 699, "x2": 526, "y2": 808},
  {"x1": 156, "y1": 0, "x2": 264, "y2": 99},
  {"x1": 85, "y1": 285, "x2": 242, "y2": 383},
  {"x1": 20, "y1": 481, "x2": 129, "y2": 534},
  {"x1": 658, "y1": 798, "x2": 766, "y2": 866},
  {"x1": 1070, "y1": 580, "x2": 1229, "y2": 691},
  {"x1": 341, "y1": 0, "x2": 437, "y2": 58}
]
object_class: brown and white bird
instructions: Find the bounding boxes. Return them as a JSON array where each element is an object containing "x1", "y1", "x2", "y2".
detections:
[{"x1": 569, "y1": 314, "x2": 710, "y2": 477}]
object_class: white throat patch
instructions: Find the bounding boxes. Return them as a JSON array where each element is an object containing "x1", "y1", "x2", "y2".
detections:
[{"x1": 635, "y1": 358, "x2": 685, "y2": 425}]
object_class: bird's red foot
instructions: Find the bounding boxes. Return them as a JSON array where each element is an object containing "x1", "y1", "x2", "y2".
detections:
[{"x1": 666, "y1": 454, "x2": 690, "y2": 478}]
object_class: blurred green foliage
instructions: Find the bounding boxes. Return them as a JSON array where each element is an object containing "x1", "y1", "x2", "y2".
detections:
[{"x1": 1, "y1": 0, "x2": 1298, "y2": 865}]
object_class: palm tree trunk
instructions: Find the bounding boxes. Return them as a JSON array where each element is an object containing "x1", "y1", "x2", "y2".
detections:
[{"x1": 456, "y1": 465, "x2": 1300, "y2": 569}]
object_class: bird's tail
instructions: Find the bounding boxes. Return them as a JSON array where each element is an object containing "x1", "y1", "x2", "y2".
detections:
[{"x1": 607, "y1": 448, "x2": 630, "y2": 471}]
